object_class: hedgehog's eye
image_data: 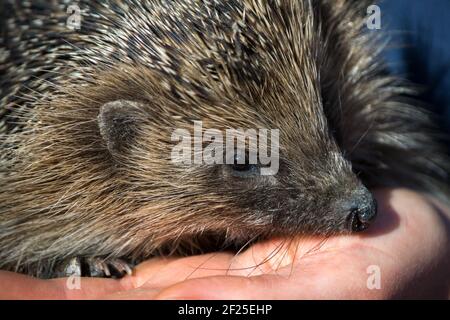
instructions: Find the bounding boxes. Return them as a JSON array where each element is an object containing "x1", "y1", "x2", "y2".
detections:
[
  {"x1": 232, "y1": 163, "x2": 254, "y2": 172},
  {"x1": 229, "y1": 154, "x2": 260, "y2": 177}
]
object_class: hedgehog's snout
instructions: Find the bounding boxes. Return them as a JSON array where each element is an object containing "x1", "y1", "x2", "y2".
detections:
[{"x1": 342, "y1": 186, "x2": 378, "y2": 232}]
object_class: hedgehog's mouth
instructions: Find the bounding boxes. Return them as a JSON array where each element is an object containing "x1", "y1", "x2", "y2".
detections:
[
  {"x1": 345, "y1": 200, "x2": 378, "y2": 232},
  {"x1": 155, "y1": 230, "x2": 268, "y2": 257},
  {"x1": 346, "y1": 212, "x2": 369, "y2": 232}
]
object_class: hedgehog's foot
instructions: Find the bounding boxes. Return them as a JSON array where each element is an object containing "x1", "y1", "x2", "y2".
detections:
[
  {"x1": 54, "y1": 257, "x2": 83, "y2": 278},
  {"x1": 86, "y1": 257, "x2": 134, "y2": 278},
  {"x1": 55, "y1": 257, "x2": 134, "y2": 278}
]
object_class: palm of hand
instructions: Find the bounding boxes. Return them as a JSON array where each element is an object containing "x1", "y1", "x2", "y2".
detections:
[{"x1": 1, "y1": 189, "x2": 449, "y2": 299}]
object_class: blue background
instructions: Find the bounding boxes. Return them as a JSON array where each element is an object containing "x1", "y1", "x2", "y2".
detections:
[{"x1": 380, "y1": 0, "x2": 450, "y2": 137}]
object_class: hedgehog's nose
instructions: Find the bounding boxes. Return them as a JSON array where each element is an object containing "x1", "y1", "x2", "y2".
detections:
[{"x1": 344, "y1": 187, "x2": 377, "y2": 232}]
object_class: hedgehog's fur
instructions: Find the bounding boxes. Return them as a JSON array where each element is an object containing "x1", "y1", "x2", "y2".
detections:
[{"x1": 0, "y1": 0, "x2": 449, "y2": 278}]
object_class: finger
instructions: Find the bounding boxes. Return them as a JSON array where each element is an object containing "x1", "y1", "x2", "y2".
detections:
[
  {"x1": 127, "y1": 253, "x2": 237, "y2": 289},
  {"x1": 154, "y1": 275, "x2": 301, "y2": 300},
  {"x1": 129, "y1": 235, "x2": 334, "y2": 290},
  {"x1": 0, "y1": 271, "x2": 66, "y2": 299},
  {"x1": 51, "y1": 277, "x2": 135, "y2": 300},
  {"x1": 153, "y1": 246, "x2": 392, "y2": 300},
  {"x1": 0, "y1": 271, "x2": 130, "y2": 300},
  {"x1": 101, "y1": 287, "x2": 163, "y2": 300}
]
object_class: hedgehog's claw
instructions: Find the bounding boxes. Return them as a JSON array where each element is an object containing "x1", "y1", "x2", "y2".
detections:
[
  {"x1": 55, "y1": 257, "x2": 134, "y2": 278},
  {"x1": 109, "y1": 259, "x2": 133, "y2": 276},
  {"x1": 55, "y1": 257, "x2": 82, "y2": 278},
  {"x1": 86, "y1": 257, "x2": 133, "y2": 278}
]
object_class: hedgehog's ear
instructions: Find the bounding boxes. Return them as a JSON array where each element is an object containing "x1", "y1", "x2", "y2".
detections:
[{"x1": 97, "y1": 100, "x2": 142, "y2": 154}]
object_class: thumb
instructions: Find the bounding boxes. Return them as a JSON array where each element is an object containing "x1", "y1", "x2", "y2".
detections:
[{"x1": 154, "y1": 275, "x2": 306, "y2": 300}]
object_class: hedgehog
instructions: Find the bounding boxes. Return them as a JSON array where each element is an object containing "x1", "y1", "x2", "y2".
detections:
[{"x1": 0, "y1": 0, "x2": 449, "y2": 279}]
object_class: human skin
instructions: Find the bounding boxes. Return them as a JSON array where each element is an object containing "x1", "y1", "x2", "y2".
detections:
[{"x1": 0, "y1": 188, "x2": 449, "y2": 300}]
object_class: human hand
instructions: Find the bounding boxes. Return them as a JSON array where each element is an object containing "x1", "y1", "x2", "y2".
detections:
[
  {"x1": 1, "y1": 188, "x2": 449, "y2": 299},
  {"x1": 127, "y1": 188, "x2": 450, "y2": 299}
]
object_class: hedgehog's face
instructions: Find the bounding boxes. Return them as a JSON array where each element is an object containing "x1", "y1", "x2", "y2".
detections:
[
  {"x1": 93, "y1": 0, "x2": 378, "y2": 245},
  {"x1": 212, "y1": 146, "x2": 378, "y2": 237},
  {"x1": 97, "y1": 95, "x2": 377, "y2": 243}
]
